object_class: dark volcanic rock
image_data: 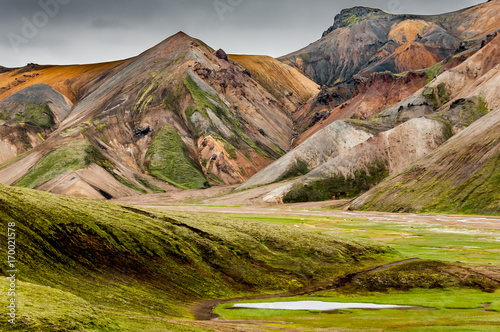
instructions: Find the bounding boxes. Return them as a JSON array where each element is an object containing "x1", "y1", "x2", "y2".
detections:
[
  {"x1": 215, "y1": 49, "x2": 228, "y2": 61},
  {"x1": 134, "y1": 125, "x2": 151, "y2": 137},
  {"x1": 322, "y1": 7, "x2": 386, "y2": 37}
]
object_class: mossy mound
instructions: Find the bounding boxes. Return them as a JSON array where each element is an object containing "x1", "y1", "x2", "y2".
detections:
[
  {"x1": 13, "y1": 140, "x2": 94, "y2": 189},
  {"x1": 350, "y1": 260, "x2": 500, "y2": 292}
]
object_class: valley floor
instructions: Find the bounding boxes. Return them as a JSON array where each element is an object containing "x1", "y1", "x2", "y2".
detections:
[{"x1": 113, "y1": 196, "x2": 500, "y2": 331}]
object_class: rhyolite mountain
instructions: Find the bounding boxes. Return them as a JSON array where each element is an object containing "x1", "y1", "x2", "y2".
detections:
[
  {"x1": 282, "y1": 1, "x2": 500, "y2": 86},
  {"x1": 1, "y1": 1, "x2": 499, "y2": 210},
  {"x1": 236, "y1": 1, "x2": 500, "y2": 215},
  {"x1": 284, "y1": 0, "x2": 500, "y2": 145},
  {"x1": 0, "y1": 32, "x2": 318, "y2": 199},
  {"x1": 243, "y1": 33, "x2": 500, "y2": 209}
]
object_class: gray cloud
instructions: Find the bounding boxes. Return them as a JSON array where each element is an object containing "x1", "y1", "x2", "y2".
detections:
[{"x1": 0, "y1": 0, "x2": 486, "y2": 67}]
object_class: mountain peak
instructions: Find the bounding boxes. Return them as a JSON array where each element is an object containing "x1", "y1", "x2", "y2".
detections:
[
  {"x1": 165, "y1": 30, "x2": 195, "y2": 43},
  {"x1": 172, "y1": 30, "x2": 189, "y2": 38},
  {"x1": 137, "y1": 30, "x2": 205, "y2": 60},
  {"x1": 323, "y1": 7, "x2": 387, "y2": 37}
]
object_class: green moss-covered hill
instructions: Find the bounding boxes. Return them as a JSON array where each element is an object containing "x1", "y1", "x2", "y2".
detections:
[{"x1": 0, "y1": 183, "x2": 395, "y2": 331}]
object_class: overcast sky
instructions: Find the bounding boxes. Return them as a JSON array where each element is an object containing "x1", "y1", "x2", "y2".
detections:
[{"x1": 0, "y1": 0, "x2": 485, "y2": 67}]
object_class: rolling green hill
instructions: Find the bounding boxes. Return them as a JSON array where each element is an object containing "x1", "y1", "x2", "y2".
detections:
[{"x1": 0, "y1": 183, "x2": 394, "y2": 330}]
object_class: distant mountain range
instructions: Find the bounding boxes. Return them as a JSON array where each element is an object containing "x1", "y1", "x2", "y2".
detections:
[{"x1": 0, "y1": 0, "x2": 499, "y2": 215}]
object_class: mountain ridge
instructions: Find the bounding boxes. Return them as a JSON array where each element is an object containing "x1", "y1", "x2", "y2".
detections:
[
  {"x1": 281, "y1": 0, "x2": 500, "y2": 86},
  {"x1": 0, "y1": 31, "x2": 318, "y2": 198}
]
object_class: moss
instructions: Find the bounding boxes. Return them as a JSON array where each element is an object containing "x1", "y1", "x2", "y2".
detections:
[
  {"x1": 428, "y1": 96, "x2": 491, "y2": 141},
  {"x1": 0, "y1": 109, "x2": 9, "y2": 120},
  {"x1": 345, "y1": 118, "x2": 383, "y2": 135},
  {"x1": 442, "y1": 121, "x2": 453, "y2": 140},
  {"x1": 423, "y1": 83, "x2": 448, "y2": 108},
  {"x1": 146, "y1": 125, "x2": 207, "y2": 189},
  {"x1": 223, "y1": 141, "x2": 237, "y2": 159},
  {"x1": 423, "y1": 87, "x2": 437, "y2": 106},
  {"x1": 184, "y1": 75, "x2": 225, "y2": 120},
  {"x1": 208, "y1": 172, "x2": 225, "y2": 185},
  {"x1": 13, "y1": 140, "x2": 93, "y2": 189},
  {"x1": 11, "y1": 103, "x2": 55, "y2": 128},
  {"x1": 458, "y1": 97, "x2": 489, "y2": 126},
  {"x1": 135, "y1": 176, "x2": 166, "y2": 193},
  {"x1": 421, "y1": 152, "x2": 500, "y2": 215},
  {"x1": 25, "y1": 103, "x2": 54, "y2": 128},
  {"x1": 284, "y1": 160, "x2": 389, "y2": 203},
  {"x1": 359, "y1": 131, "x2": 500, "y2": 216},
  {"x1": 0, "y1": 278, "x2": 116, "y2": 331},
  {"x1": 276, "y1": 159, "x2": 310, "y2": 182},
  {"x1": 162, "y1": 81, "x2": 184, "y2": 114},
  {"x1": 94, "y1": 122, "x2": 106, "y2": 132},
  {"x1": 12, "y1": 139, "x2": 149, "y2": 194},
  {"x1": 134, "y1": 78, "x2": 159, "y2": 114},
  {"x1": 422, "y1": 62, "x2": 443, "y2": 83},
  {"x1": 437, "y1": 83, "x2": 448, "y2": 104},
  {"x1": 0, "y1": 183, "x2": 395, "y2": 325}
]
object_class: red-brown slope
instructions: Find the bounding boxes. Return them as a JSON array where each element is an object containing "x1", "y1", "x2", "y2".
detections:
[{"x1": 294, "y1": 71, "x2": 428, "y2": 146}]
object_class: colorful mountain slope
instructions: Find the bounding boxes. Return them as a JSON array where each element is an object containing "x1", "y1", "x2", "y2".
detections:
[
  {"x1": 280, "y1": 1, "x2": 500, "y2": 86},
  {"x1": 348, "y1": 104, "x2": 500, "y2": 215},
  {"x1": 0, "y1": 32, "x2": 320, "y2": 199},
  {"x1": 242, "y1": 34, "x2": 500, "y2": 204}
]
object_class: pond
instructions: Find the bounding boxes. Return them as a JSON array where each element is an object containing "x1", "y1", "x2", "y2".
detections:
[{"x1": 232, "y1": 301, "x2": 413, "y2": 311}]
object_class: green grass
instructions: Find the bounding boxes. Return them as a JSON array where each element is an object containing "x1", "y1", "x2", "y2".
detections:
[
  {"x1": 0, "y1": 278, "x2": 116, "y2": 331},
  {"x1": 184, "y1": 75, "x2": 226, "y2": 121},
  {"x1": 0, "y1": 184, "x2": 396, "y2": 330},
  {"x1": 11, "y1": 139, "x2": 148, "y2": 194},
  {"x1": 213, "y1": 213, "x2": 500, "y2": 330},
  {"x1": 214, "y1": 289, "x2": 500, "y2": 331},
  {"x1": 276, "y1": 159, "x2": 310, "y2": 182},
  {"x1": 359, "y1": 150, "x2": 500, "y2": 216},
  {"x1": 421, "y1": 62, "x2": 443, "y2": 83},
  {"x1": 146, "y1": 125, "x2": 207, "y2": 189},
  {"x1": 0, "y1": 103, "x2": 54, "y2": 128},
  {"x1": 232, "y1": 214, "x2": 500, "y2": 265}
]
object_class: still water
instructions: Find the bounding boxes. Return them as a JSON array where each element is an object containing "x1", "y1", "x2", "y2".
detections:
[{"x1": 232, "y1": 301, "x2": 412, "y2": 311}]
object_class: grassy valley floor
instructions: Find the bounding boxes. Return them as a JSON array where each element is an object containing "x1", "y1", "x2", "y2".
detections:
[
  {"x1": 1, "y1": 184, "x2": 499, "y2": 331},
  {"x1": 190, "y1": 210, "x2": 500, "y2": 331}
]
